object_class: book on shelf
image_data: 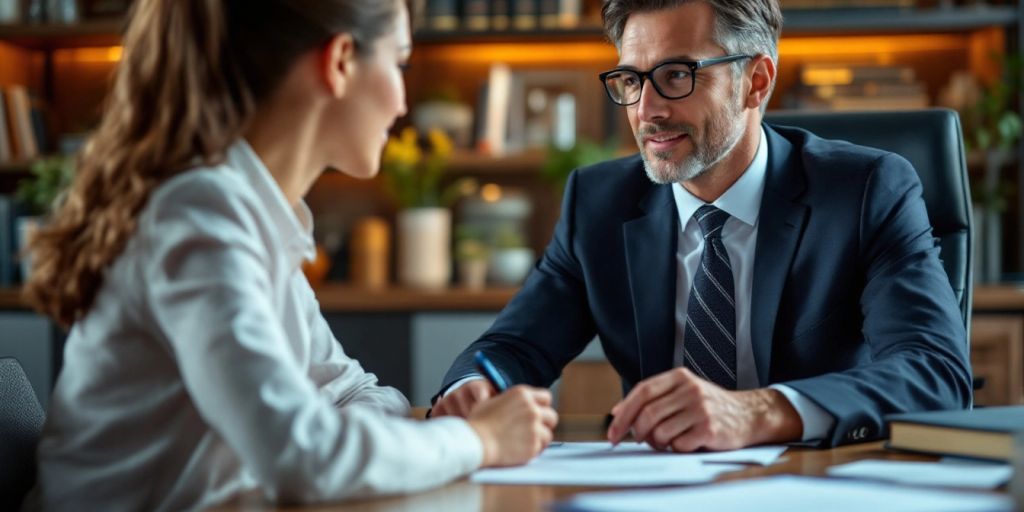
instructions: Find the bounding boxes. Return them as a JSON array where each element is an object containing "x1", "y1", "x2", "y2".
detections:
[
  {"x1": 0, "y1": 91, "x2": 12, "y2": 162},
  {"x1": 463, "y1": 0, "x2": 489, "y2": 31},
  {"x1": 793, "y1": 63, "x2": 929, "y2": 112},
  {"x1": 492, "y1": 0, "x2": 511, "y2": 30},
  {"x1": 425, "y1": 0, "x2": 459, "y2": 31},
  {"x1": 886, "y1": 406, "x2": 1024, "y2": 462},
  {"x1": 539, "y1": 0, "x2": 581, "y2": 30},
  {"x1": 5, "y1": 85, "x2": 38, "y2": 161},
  {"x1": 513, "y1": 0, "x2": 538, "y2": 30},
  {"x1": 0, "y1": 195, "x2": 12, "y2": 286}
]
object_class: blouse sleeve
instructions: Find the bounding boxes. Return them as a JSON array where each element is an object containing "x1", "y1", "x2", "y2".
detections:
[{"x1": 140, "y1": 177, "x2": 482, "y2": 502}]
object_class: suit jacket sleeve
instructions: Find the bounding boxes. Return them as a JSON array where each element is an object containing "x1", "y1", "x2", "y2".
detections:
[
  {"x1": 781, "y1": 152, "x2": 972, "y2": 447},
  {"x1": 437, "y1": 170, "x2": 599, "y2": 399}
]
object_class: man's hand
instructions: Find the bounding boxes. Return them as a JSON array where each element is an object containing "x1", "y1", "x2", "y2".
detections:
[
  {"x1": 606, "y1": 368, "x2": 802, "y2": 452},
  {"x1": 432, "y1": 379, "x2": 495, "y2": 418}
]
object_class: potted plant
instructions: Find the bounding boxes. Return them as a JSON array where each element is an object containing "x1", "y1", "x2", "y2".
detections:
[
  {"x1": 487, "y1": 224, "x2": 534, "y2": 286},
  {"x1": 541, "y1": 137, "x2": 617, "y2": 195},
  {"x1": 454, "y1": 225, "x2": 488, "y2": 290},
  {"x1": 15, "y1": 155, "x2": 74, "y2": 281},
  {"x1": 380, "y1": 127, "x2": 477, "y2": 289}
]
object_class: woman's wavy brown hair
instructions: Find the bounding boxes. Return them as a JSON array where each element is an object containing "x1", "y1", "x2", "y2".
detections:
[{"x1": 26, "y1": 0, "x2": 402, "y2": 327}]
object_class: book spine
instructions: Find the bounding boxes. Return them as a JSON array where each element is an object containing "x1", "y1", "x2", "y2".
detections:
[
  {"x1": 426, "y1": 0, "x2": 459, "y2": 31},
  {"x1": 492, "y1": 0, "x2": 511, "y2": 30},
  {"x1": 462, "y1": 0, "x2": 489, "y2": 31},
  {"x1": 0, "y1": 91, "x2": 12, "y2": 162},
  {"x1": 512, "y1": 0, "x2": 538, "y2": 30},
  {"x1": 538, "y1": 0, "x2": 559, "y2": 29}
]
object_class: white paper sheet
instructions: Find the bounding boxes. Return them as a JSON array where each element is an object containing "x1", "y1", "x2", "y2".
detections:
[
  {"x1": 826, "y1": 459, "x2": 1013, "y2": 489},
  {"x1": 558, "y1": 475, "x2": 1013, "y2": 512},
  {"x1": 536, "y1": 441, "x2": 787, "y2": 465},
  {"x1": 470, "y1": 442, "x2": 785, "y2": 486}
]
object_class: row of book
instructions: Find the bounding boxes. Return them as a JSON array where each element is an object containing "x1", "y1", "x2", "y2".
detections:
[
  {"x1": 0, "y1": 85, "x2": 44, "y2": 164},
  {"x1": 786, "y1": 63, "x2": 929, "y2": 111},
  {"x1": 420, "y1": 0, "x2": 584, "y2": 32}
]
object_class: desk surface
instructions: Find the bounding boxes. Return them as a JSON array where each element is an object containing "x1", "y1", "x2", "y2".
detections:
[
  {"x1": 212, "y1": 419, "x2": 1004, "y2": 512},
  {"x1": 3, "y1": 284, "x2": 1024, "y2": 313}
]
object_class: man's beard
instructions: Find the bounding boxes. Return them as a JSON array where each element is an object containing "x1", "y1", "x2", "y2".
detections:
[{"x1": 639, "y1": 94, "x2": 747, "y2": 185}]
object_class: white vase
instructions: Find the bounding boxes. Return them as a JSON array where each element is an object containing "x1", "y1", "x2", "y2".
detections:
[
  {"x1": 488, "y1": 248, "x2": 534, "y2": 285},
  {"x1": 397, "y1": 207, "x2": 451, "y2": 289}
]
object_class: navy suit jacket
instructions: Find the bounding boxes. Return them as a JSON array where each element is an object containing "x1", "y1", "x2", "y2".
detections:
[{"x1": 439, "y1": 123, "x2": 972, "y2": 447}]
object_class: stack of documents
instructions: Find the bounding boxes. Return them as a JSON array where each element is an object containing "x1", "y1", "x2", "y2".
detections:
[
  {"x1": 826, "y1": 459, "x2": 1012, "y2": 489},
  {"x1": 471, "y1": 442, "x2": 786, "y2": 486},
  {"x1": 557, "y1": 475, "x2": 1013, "y2": 512}
]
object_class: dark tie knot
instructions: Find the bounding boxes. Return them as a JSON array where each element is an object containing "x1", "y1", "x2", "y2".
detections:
[{"x1": 694, "y1": 205, "x2": 729, "y2": 239}]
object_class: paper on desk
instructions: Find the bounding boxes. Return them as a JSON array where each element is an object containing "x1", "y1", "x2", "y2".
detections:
[
  {"x1": 826, "y1": 459, "x2": 1012, "y2": 489},
  {"x1": 557, "y1": 475, "x2": 1014, "y2": 512},
  {"x1": 537, "y1": 441, "x2": 787, "y2": 466},
  {"x1": 472, "y1": 457, "x2": 742, "y2": 486},
  {"x1": 470, "y1": 442, "x2": 785, "y2": 486}
]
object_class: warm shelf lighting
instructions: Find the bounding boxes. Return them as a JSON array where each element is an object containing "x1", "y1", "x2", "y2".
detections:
[
  {"x1": 53, "y1": 46, "x2": 123, "y2": 64},
  {"x1": 481, "y1": 183, "x2": 503, "y2": 202},
  {"x1": 780, "y1": 34, "x2": 967, "y2": 57},
  {"x1": 417, "y1": 41, "x2": 616, "y2": 65}
]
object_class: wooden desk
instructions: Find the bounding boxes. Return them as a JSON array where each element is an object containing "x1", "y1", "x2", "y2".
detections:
[{"x1": 212, "y1": 419, "x2": 1005, "y2": 512}]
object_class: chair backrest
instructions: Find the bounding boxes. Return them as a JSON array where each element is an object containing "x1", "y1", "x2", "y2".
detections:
[
  {"x1": 766, "y1": 109, "x2": 973, "y2": 333},
  {"x1": 0, "y1": 357, "x2": 45, "y2": 510}
]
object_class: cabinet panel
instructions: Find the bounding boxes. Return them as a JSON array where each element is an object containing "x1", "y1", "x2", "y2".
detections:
[{"x1": 971, "y1": 314, "x2": 1024, "y2": 406}]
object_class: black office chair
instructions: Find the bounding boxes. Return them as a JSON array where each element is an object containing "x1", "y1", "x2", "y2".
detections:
[
  {"x1": 766, "y1": 109, "x2": 973, "y2": 333},
  {"x1": 0, "y1": 357, "x2": 45, "y2": 510}
]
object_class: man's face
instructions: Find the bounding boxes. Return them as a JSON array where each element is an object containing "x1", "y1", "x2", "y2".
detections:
[{"x1": 618, "y1": 2, "x2": 749, "y2": 184}]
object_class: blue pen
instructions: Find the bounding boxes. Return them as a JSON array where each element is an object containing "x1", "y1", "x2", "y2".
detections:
[{"x1": 474, "y1": 351, "x2": 509, "y2": 392}]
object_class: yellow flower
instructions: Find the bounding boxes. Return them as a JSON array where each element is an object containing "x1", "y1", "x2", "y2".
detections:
[{"x1": 427, "y1": 128, "x2": 453, "y2": 159}]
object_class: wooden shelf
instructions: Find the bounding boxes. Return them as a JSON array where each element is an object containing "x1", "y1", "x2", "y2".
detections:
[
  {"x1": 415, "y1": 26, "x2": 605, "y2": 45},
  {"x1": 0, "y1": 160, "x2": 33, "y2": 174},
  {"x1": 413, "y1": 6, "x2": 1020, "y2": 46},
  {"x1": 447, "y1": 150, "x2": 545, "y2": 175},
  {"x1": 974, "y1": 285, "x2": 1024, "y2": 312},
  {"x1": 0, "y1": 19, "x2": 122, "y2": 50}
]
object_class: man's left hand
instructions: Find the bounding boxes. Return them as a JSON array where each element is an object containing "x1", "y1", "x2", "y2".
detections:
[{"x1": 606, "y1": 368, "x2": 802, "y2": 452}]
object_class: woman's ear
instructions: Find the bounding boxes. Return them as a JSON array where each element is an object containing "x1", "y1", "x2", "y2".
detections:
[{"x1": 323, "y1": 33, "x2": 357, "y2": 98}]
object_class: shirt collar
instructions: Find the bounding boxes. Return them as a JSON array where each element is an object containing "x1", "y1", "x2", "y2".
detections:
[
  {"x1": 671, "y1": 125, "x2": 768, "y2": 230},
  {"x1": 227, "y1": 139, "x2": 317, "y2": 263}
]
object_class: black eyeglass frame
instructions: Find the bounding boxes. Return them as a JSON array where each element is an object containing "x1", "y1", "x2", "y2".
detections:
[{"x1": 598, "y1": 54, "x2": 753, "y2": 106}]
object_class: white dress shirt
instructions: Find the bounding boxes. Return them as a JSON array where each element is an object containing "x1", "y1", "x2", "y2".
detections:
[
  {"x1": 32, "y1": 140, "x2": 482, "y2": 512},
  {"x1": 671, "y1": 126, "x2": 834, "y2": 441}
]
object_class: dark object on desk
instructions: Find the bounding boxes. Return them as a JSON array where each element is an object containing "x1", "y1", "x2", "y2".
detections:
[
  {"x1": 0, "y1": 357, "x2": 45, "y2": 510},
  {"x1": 886, "y1": 405, "x2": 1024, "y2": 461}
]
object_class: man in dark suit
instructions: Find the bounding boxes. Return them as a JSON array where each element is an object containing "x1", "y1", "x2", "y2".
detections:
[{"x1": 433, "y1": 0, "x2": 971, "y2": 450}]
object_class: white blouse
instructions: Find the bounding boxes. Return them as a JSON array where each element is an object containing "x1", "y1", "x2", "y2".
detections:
[{"x1": 32, "y1": 140, "x2": 482, "y2": 511}]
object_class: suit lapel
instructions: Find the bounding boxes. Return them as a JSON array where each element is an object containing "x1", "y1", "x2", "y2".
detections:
[
  {"x1": 624, "y1": 183, "x2": 678, "y2": 380},
  {"x1": 751, "y1": 126, "x2": 809, "y2": 385}
]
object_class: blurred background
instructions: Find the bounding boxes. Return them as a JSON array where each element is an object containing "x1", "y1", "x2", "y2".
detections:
[{"x1": 0, "y1": 0, "x2": 1022, "y2": 412}]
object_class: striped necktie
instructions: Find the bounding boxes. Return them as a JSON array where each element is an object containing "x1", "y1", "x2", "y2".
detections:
[{"x1": 682, "y1": 205, "x2": 737, "y2": 389}]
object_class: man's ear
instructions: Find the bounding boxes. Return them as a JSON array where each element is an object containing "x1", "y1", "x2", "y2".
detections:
[
  {"x1": 323, "y1": 33, "x2": 358, "y2": 98},
  {"x1": 745, "y1": 54, "x2": 776, "y2": 111}
]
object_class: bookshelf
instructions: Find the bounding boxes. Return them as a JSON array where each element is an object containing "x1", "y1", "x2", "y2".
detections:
[{"x1": 0, "y1": 4, "x2": 1021, "y2": 266}]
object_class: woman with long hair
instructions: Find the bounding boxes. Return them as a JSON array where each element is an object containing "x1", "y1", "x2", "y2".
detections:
[{"x1": 23, "y1": 1, "x2": 557, "y2": 510}]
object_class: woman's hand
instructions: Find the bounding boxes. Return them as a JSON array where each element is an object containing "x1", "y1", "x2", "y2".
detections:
[{"x1": 466, "y1": 386, "x2": 559, "y2": 467}]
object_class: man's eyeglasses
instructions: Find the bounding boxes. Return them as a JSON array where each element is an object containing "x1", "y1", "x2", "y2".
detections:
[{"x1": 598, "y1": 54, "x2": 752, "y2": 106}]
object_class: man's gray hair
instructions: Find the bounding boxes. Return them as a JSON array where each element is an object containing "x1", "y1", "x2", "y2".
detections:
[{"x1": 602, "y1": 0, "x2": 783, "y2": 113}]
